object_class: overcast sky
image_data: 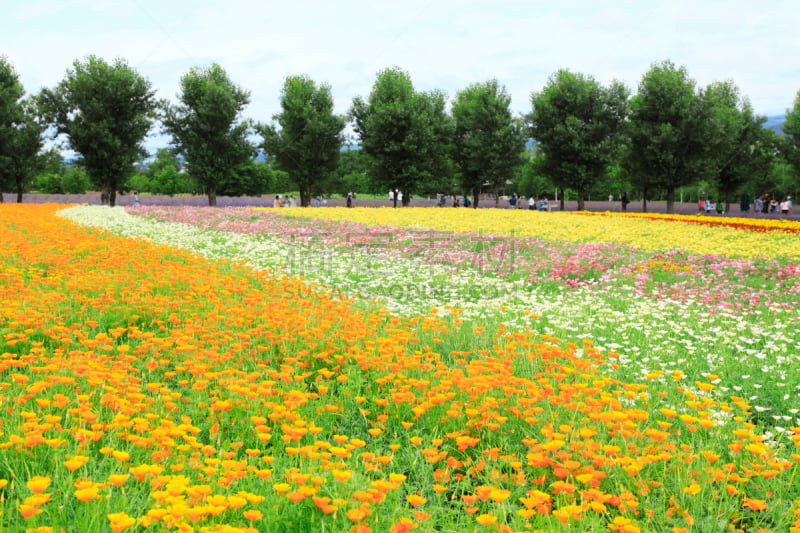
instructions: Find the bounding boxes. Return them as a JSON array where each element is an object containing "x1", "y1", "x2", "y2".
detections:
[{"x1": 3, "y1": 0, "x2": 799, "y2": 151}]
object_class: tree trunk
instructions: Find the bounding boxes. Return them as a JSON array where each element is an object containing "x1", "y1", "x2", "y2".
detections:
[
  {"x1": 402, "y1": 191, "x2": 410, "y2": 207},
  {"x1": 207, "y1": 186, "x2": 217, "y2": 207},
  {"x1": 300, "y1": 185, "x2": 311, "y2": 207},
  {"x1": 494, "y1": 186, "x2": 499, "y2": 207},
  {"x1": 642, "y1": 187, "x2": 648, "y2": 213},
  {"x1": 110, "y1": 190, "x2": 117, "y2": 207},
  {"x1": 472, "y1": 190, "x2": 479, "y2": 209},
  {"x1": 577, "y1": 187, "x2": 585, "y2": 211},
  {"x1": 0, "y1": 191, "x2": 4, "y2": 203},
  {"x1": 101, "y1": 182, "x2": 110, "y2": 206},
  {"x1": 724, "y1": 189, "x2": 730, "y2": 213},
  {"x1": 393, "y1": 195, "x2": 397, "y2": 208},
  {"x1": 559, "y1": 188, "x2": 565, "y2": 211},
  {"x1": 666, "y1": 186, "x2": 675, "y2": 214}
]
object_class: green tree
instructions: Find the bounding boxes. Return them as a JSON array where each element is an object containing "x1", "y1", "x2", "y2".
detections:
[
  {"x1": 0, "y1": 56, "x2": 22, "y2": 202},
  {"x1": 351, "y1": 67, "x2": 451, "y2": 207},
  {"x1": 704, "y1": 81, "x2": 772, "y2": 212},
  {"x1": 783, "y1": 89, "x2": 800, "y2": 177},
  {"x1": 258, "y1": 75, "x2": 345, "y2": 207},
  {"x1": 39, "y1": 55, "x2": 157, "y2": 206},
  {"x1": 626, "y1": 60, "x2": 710, "y2": 213},
  {"x1": 327, "y1": 149, "x2": 372, "y2": 195},
  {"x1": 1, "y1": 57, "x2": 45, "y2": 203},
  {"x1": 217, "y1": 159, "x2": 274, "y2": 197},
  {"x1": 515, "y1": 151, "x2": 554, "y2": 200},
  {"x1": 140, "y1": 148, "x2": 195, "y2": 196},
  {"x1": 162, "y1": 64, "x2": 253, "y2": 206},
  {"x1": 452, "y1": 79, "x2": 526, "y2": 208},
  {"x1": 528, "y1": 69, "x2": 628, "y2": 211}
]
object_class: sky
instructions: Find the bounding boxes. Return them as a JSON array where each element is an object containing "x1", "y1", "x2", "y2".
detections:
[{"x1": 3, "y1": 0, "x2": 800, "y2": 152}]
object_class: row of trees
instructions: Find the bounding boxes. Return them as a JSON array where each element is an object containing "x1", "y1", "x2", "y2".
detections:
[{"x1": 2, "y1": 54, "x2": 800, "y2": 210}]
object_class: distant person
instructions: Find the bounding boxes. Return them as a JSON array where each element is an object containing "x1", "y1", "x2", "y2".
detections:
[
  {"x1": 463, "y1": 196, "x2": 471, "y2": 208},
  {"x1": 698, "y1": 198, "x2": 704, "y2": 213},
  {"x1": 509, "y1": 195, "x2": 517, "y2": 208},
  {"x1": 780, "y1": 198, "x2": 790, "y2": 214},
  {"x1": 274, "y1": 195, "x2": 280, "y2": 208},
  {"x1": 609, "y1": 194, "x2": 614, "y2": 203},
  {"x1": 346, "y1": 192, "x2": 353, "y2": 208},
  {"x1": 762, "y1": 194, "x2": 770, "y2": 213},
  {"x1": 705, "y1": 200, "x2": 712, "y2": 214},
  {"x1": 740, "y1": 193, "x2": 750, "y2": 213},
  {"x1": 133, "y1": 191, "x2": 140, "y2": 206},
  {"x1": 621, "y1": 192, "x2": 629, "y2": 213},
  {"x1": 528, "y1": 196, "x2": 535, "y2": 210},
  {"x1": 788, "y1": 196, "x2": 793, "y2": 211}
]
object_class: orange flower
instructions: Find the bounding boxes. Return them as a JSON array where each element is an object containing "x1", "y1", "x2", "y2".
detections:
[
  {"x1": 243, "y1": 509, "x2": 263, "y2": 521},
  {"x1": 18, "y1": 504, "x2": 43, "y2": 518},
  {"x1": 475, "y1": 513, "x2": 497, "y2": 526},
  {"x1": 406, "y1": 494, "x2": 427, "y2": 507},
  {"x1": 64, "y1": 456, "x2": 89, "y2": 472},
  {"x1": 74, "y1": 486, "x2": 99, "y2": 502},
  {"x1": 26, "y1": 476, "x2": 51, "y2": 494},
  {"x1": 107, "y1": 512, "x2": 136, "y2": 532}
]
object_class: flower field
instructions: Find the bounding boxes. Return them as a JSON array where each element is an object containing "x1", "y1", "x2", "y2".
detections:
[{"x1": 2, "y1": 205, "x2": 800, "y2": 532}]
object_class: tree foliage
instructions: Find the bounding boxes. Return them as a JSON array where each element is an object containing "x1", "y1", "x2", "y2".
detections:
[
  {"x1": 0, "y1": 58, "x2": 44, "y2": 203},
  {"x1": 783, "y1": 89, "x2": 800, "y2": 177},
  {"x1": 528, "y1": 69, "x2": 628, "y2": 211},
  {"x1": 452, "y1": 79, "x2": 526, "y2": 207},
  {"x1": 38, "y1": 55, "x2": 157, "y2": 206},
  {"x1": 625, "y1": 60, "x2": 710, "y2": 213},
  {"x1": 162, "y1": 64, "x2": 253, "y2": 206},
  {"x1": 258, "y1": 75, "x2": 344, "y2": 206},
  {"x1": 351, "y1": 67, "x2": 451, "y2": 207},
  {"x1": 704, "y1": 81, "x2": 773, "y2": 211}
]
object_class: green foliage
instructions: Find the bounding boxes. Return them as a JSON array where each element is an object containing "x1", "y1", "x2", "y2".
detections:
[
  {"x1": 162, "y1": 63, "x2": 253, "y2": 206},
  {"x1": 625, "y1": 60, "x2": 710, "y2": 213},
  {"x1": 136, "y1": 149, "x2": 196, "y2": 196},
  {"x1": 703, "y1": 81, "x2": 774, "y2": 211},
  {"x1": 35, "y1": 173, "x2": 65, "y2": 194},
  {"x1": 351, "y1": 67, "x2": 452, "y2": 206},
  {"x1": 217, "y1": 160, "x2": 274, "y2": 197},
  {"x1": 0, "y1": 56, "x2": 24, "y2": 200},
  {"x1": 528, "y1": 69, "x2": 629, "y2": 210},
  {"x1": 258, "y1": 75, "x2": 345, "y2": 206},
  {"x1": 61, "y1": 167, "x2": 91, "y2": 194},
  {"x1": 0, "y1": 57, "x2": 45, "y2": 202},
  {"x1": 452, "y1": 79, "x2": 526, "y2": 207},
  {"x1": 514, "y1": 152, "x2": 553, "y2": 199},
  {"x1": 273, "y1": 168, "x2": 296, "y2": 194},
  {"x1": 326, "y1": 149, "x2": 373, "y2": 195},
  {"x1": 35, "y1": 167, "x2": 92, "y2": 194},
  {"x1": 783, "y1": 89, "x2": 800, "y2": 176},
  {"x1": 38, "y1": 55, "x2": 157, "y2": 206}
]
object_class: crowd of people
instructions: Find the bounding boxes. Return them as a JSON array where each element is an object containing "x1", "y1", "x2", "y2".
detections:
[{"x1": 699, "y1": 194, "x2": 794, "y2": 215}]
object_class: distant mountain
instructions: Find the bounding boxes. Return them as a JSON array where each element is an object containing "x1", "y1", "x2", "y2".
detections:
[{"x1": 764, "y1": 114, "x2": 786, "y2": 133}]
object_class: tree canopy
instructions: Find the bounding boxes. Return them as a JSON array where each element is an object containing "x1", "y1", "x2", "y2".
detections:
[
  {"x1": 452, "y1": 79, "x2": 526, "y2": 208},
  {"x1": 704, "y1": 80, "x2": 773, "y2": 211},
  {"x1": 0, "y1": 56, "x2": 25, "y2": 202},
  {"x1": 39, "y1": 55, "x2": 157, "y2": 206},
  {"x1": 625, "y1": 60, "x2": 710, "y2": 213},
  {"x1": 351, "y1": 67, "x2": 451, "y2": 207},
  {"x1": 783, "y1": 89, "x2": 800, "y2": 178},
  {"x1": 162, "y1": 63, "x2": 253, "y2": 207},
  {"x1": 1, "y1": 57, "x2": 45, "y2": 203},
  {"x1": 258, "y1": 75, "x2": 345, "y2": 206},
  {"x1": 529, "y1": 69, "x2": 628, "y2": 211}
]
